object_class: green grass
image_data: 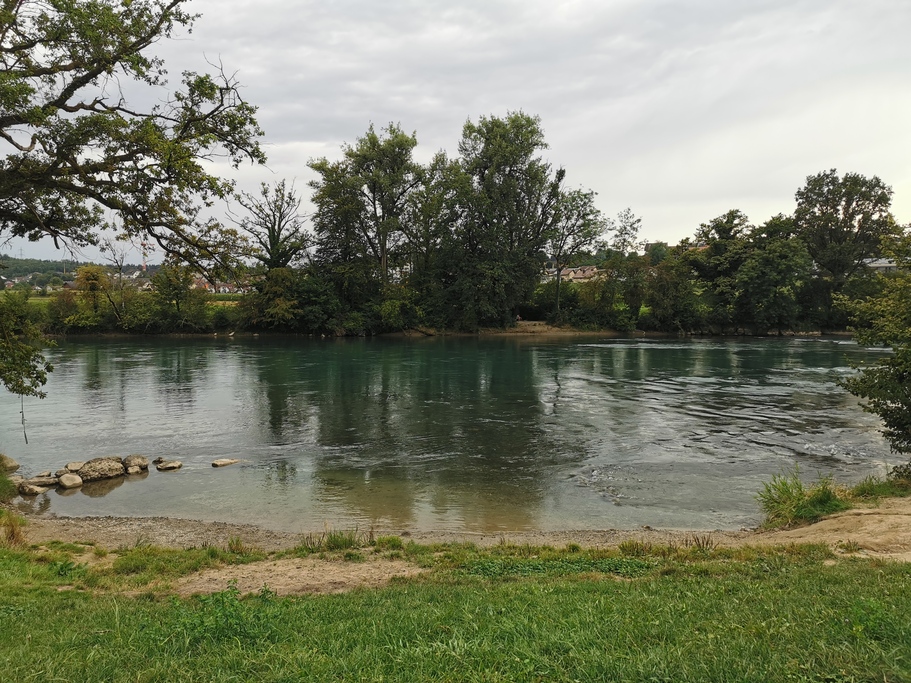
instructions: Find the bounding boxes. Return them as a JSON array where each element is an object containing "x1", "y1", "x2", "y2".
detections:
[
  {"x1": 0, "y1": 469, "x2": 16, "y2": 503},
  {"x1": 758, "y1": 465, "x2": 911, "y2": 529},
  {"x1": 0, "y1": 540, "x2": 909, "y2": 682},
  {"x1": 850, "y1": 474, "x2": 911, "y2": 500},
  {"x1": 758, "y1": 468, "x2": 851, "y2": 528}
]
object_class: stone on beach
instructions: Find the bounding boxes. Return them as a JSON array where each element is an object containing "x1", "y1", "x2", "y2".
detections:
[{"x1": 18, "y1": 482, "x2": 51, "y2": 496}]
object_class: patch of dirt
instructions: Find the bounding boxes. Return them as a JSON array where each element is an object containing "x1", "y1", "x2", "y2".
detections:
[
  {"x1": 174, "y1": 556, "x2": 426, "y2": 597},
  {"x1": 19, "y1": 515, "x2": 301, "y2": 552},
  {"x1": 12, "y1": 497, "x2": 911, "y2": 596},
  {"x1": 749, "y1": 496, "x2": 911, "y2": 561}
]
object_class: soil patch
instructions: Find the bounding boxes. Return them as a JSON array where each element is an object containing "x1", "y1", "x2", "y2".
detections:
[{"x1": 174, "y1": 556, "x2": 426, "y2": 597}]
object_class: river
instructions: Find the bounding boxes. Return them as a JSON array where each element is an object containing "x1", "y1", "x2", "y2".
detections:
[{"x1": 0, "y1": 335, "x2": 894, "y2": 532}]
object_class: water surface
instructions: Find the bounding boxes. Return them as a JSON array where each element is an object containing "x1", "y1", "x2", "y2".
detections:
[{"x1": 0, "y1": 336, "x2": 893, "y2": 532}]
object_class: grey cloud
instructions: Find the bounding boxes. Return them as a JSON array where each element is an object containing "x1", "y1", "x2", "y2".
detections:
[{"x1": 12, "y1": 0, "x2": 911, "y2": 261}]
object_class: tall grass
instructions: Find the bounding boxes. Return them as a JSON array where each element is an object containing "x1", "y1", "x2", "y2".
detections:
[
  {"x1": 0, "y1": 469, "x2": 16, "y2": 503},
  {"x1": 0, "y1": 510, "x2": 26, "y2": 548},
  {"x1": 757, "y1": 468, "x2": 850, "y2": 528}
]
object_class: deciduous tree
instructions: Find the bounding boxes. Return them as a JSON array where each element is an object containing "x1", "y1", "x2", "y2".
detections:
[
  {"x1": 234, "y1": 180, "x2": 310, "y2": 270},
  {"x1": 840, "y1": 231, "x2": 911, "y2": 454},
  {"x1": 546, "y1": 188, "x2": 608, "y2": 317},
  {"x1": 0, "y1": 0, "x2": 264, "y2": 394},
  {"x1": 0, "y1": 0, "x2": 264, "y2": 267}
]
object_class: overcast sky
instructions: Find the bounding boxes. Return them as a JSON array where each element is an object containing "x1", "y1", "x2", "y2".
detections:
[{"x1": 7, "y1": 0, "x2": 911, "y2": 262}]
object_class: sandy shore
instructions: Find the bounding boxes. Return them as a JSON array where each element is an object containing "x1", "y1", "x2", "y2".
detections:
[
  {"x1": 10, "y1": 499, "x2": 909, "y2": 596},
  {"x1": 18, "y1": 495, "x2": 911, "y2": 560}
]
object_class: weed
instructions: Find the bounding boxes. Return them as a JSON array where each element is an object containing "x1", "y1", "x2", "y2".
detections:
[
  {"x1": 685, "y1": 534, "x2": 718, "y2": 552},
  {"x1": 227, "y1": 536, "x2": 248, "y2": 554},
  {"x1": 757, "y1": 467, "x2": 851, "y2": 528},
  {"x1": 93, "y1": 546, "x2": 108, "y2": 558},
  {"x1": 166, "y1": 582, "x2": 278, "y2": 647},
  {"x1": 837, "y1": 540, "x2": 861, "y2": 553},
  {"x1": 0, "y1": 470, "x2": 16, "y2": 503},
  {"x1": 464, "y1": 556, "x2": 654, "y2": 579},
  {"x1": 374, "y1": 535, "x2": 404, "y2": 551},
  {"x1": 889, "y1": 462, "x2": 911, "y2": 482},
  {"x1": 325, "y1": 528, "x2": 361, "y2": 550},
  {"x1": 565, "y1": 542, "x2": 582, "y2": 553},
  {"x1": 343, "y1": 550, "x2": 365, "y2": 562},
  {"x1": 850, "y1": 475, "x2": 911, "y2": 500},
  {"x1": 294, "y1": 527, "x2": 367, "y2": 554},
  {"x1": 618, "y1": 540, "x2": 653, "y2": 557},
  {"x1": 49, "y1": 559, "x2": 86, "y2": 579},
  {"x1": 0, "y1": 510, "x2": 26, "y2": 548}
]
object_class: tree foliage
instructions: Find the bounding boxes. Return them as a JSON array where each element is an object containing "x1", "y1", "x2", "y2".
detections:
[
  {"x1": 840, "y1": 232, "x2": 911, "y2": 454},
  {"x1": 234, "y1": 180, "x2": 309, "y2": 270},
  {"x1": 546, "y1": 188, "x2": 608, "y2": 317},
  {"x1": 0, "y1": 0, "x2": 265, "y2": 271},
  {"x1": 0, "y1": 290, "x2": 52, "y2": 397},
  {"x1": 794, "y1": 170, "x2": 896, "y2": 288},
  {"x1": 442, "y1": 111, "x2": 564, "y2": 329}
]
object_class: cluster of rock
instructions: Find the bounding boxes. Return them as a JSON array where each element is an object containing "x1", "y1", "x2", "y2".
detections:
[
  {"x1": 3, "y1": 453, "x2": 242, "y2": 497},
  {"x1": 11, "y1": 456, "x2": 154, "y2": 496}
]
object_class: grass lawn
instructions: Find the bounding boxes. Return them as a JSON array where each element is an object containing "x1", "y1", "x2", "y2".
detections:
[{"x1": 0, "y1": 535, "x2": 909, "y2": 682}]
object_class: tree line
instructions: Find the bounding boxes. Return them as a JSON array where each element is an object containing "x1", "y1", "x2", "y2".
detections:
[{"x1": 1, "y1": 0, "x2": 908, "y2": 455}]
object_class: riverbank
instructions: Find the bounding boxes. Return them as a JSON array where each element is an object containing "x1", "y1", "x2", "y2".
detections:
[
  {"x1": 17, "y1": 492, "x2": 911, "y2": 560},
  {"x1": 4, "y1": 502, "x2": 911, "y2": 682}
]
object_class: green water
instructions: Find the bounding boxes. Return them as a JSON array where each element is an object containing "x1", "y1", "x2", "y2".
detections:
[{"x1": 0, "y1": 336, "x2": 894, "y2": 532}]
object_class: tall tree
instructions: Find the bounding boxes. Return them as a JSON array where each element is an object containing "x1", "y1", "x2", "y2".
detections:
[
  {"x1": 310, "y1": 123, "x2": 421, "y2": 285},
  {"x1": 0, "y1": 290, "x2": 52, "y2": 397},
  {"x1": 444, "y1": 111, "x2": 564, "y2": 329},
  {"x1": 234, "y1": 180, "x2": 310, "y2": 270},
  {"x1": 610, "y1": 207, "x2": 642, "y2": 256},
  {"x1": 794, "y1": 170, "x2": 897, "y2": 291},
  {"x1": 0, "y1": 0, "x2": 264, "y2": 394},
  {"x1": 794, "y1": 168, "x2": 896, "y2": 291},
  {"x1": 734, "y1": 215, "x2": 813, "y2": 332},
  {"x1": 687, "y1": 210, "x2": 752, "y2": 331},
  {"x1": 546, "y1": 189, "x2": 608, "y2": 317}
]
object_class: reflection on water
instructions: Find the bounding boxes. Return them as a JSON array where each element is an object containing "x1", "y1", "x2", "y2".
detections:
[{"x1": 0, "y1": 336, "x2": 893, "y2": 532}]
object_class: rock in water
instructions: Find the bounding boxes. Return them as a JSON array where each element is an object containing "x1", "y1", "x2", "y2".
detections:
[
  {"x1": 18, "y1": 482, "x2": 51, "y2": 496},
  {"x1": 0, "y1": 454, "x2": 20, "y2": 472},
  {"x1": 156, "y1": 460, "x2": 183, "y2": 472},
  {"x1": 65, "y1": 462, "x2": 85, "y2": 472},
  {"x1": 58, "y1": 473, "x2": 83, "y2": 489},
  {"x1": 21, "y1": 476, "x2": 59, "y2": 488},
  {"x1": 122, "y1": 455, "x2": 149, "y2": 471},
  {"x1": 212, "y1": 459, "x2": 240, "y2": 468},
  {"x1": 78, "y1": 457, "x2": 126, "y2": 482}
]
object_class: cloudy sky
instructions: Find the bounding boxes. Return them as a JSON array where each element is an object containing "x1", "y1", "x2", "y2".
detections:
[{"x1": 9, "y1": 0, "x2": 911, "y2": 261}]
